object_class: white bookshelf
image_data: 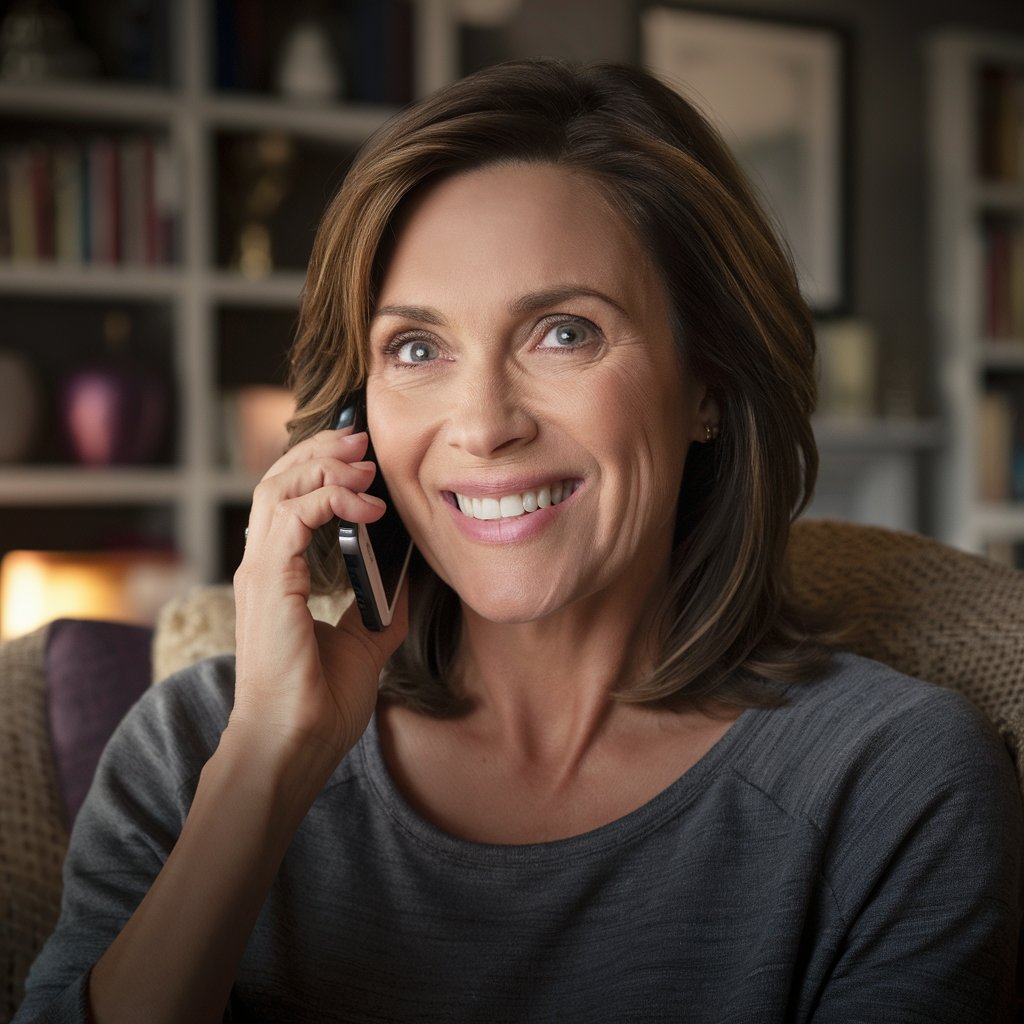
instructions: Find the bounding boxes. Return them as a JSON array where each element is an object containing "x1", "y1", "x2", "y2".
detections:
[
  {"x1": 0, "y1": 0, "x2": 456, "y2": 585},
  {"x1": 928, "y1": 31, "x2": 1024, "y2": 557}
]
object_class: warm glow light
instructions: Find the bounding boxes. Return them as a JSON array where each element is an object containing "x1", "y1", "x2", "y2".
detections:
[{"x1": 0, "y1": 550, "x2": 190, "y2": 639}]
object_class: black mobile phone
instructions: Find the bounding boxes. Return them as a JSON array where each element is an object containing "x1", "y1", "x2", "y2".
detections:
[{"x1": 334, "y1": 393, "x2": 412, "y2": 631}]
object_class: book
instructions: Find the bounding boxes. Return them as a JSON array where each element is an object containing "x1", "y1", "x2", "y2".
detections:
[
  {"x1": 52, "y1": 143, "x2": 84, "y2": 264},
  {"x1": 119, "y1": 135, "x2": 148, "y2": 264},
  {"x1": 88, "y1": 136, "x2": 119, "y2": 264},
  {"x1": 7, "y1": 147, "x2": 36, "y2": 262},
  {"x1": 977, "y1": 388, "x2": 1013, "y2": 503}
]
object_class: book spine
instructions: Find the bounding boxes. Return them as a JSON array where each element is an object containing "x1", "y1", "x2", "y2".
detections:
[
  {"x1": 53, "y1": 143, "x2": 85, "y2": 264},
  {"x1": 8, "y1": 148, "x2": 36, "y2": 262},
  {"x1": 119, "y1": 135, "x2": 147, "y2": 265},
  {"x1": 978, "y1": 389, "x2": 1013, "y2": 503},
  {"x1": 89, "y1": 136, "x2": 116, "y2": 264}
]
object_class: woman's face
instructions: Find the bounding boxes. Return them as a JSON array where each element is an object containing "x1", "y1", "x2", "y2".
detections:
[{"x1": 366, "y1": 162, "x2": 714, "y2": 624}]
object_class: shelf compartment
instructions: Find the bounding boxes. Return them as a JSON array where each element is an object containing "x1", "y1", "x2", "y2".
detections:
[
  {"x1": 216, "y1": 304, "x2": 296, "y2": 475},
  {"x1": 976, "y1": 60, "x2": 1024, "y2": 185},
  {"x1": 0, "y1": 502, "x2": 177, "y2": 560},
  {"x1": 211, "y1": 1, "x2": 415, "y2": 107},
  {"x1": 0, "y1": 296, "x2": 178, "y2": 467},
  {"x1": 978, "y1": 211, "x2": 1024, "y2": 341},
  {"x1": 213, "y1": 130, "x2": 355, "y2": 275},
  {"x1": 0, "y1": 119, "x2": 181, "y2": 268}
]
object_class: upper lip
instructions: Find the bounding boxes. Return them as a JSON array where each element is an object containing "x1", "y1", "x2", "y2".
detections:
[{"x1": 442, "y1": 475, "x2": 580, "y2": 499}]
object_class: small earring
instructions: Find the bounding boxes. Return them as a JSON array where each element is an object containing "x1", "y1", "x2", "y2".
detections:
[{"x1": 704, "y1": 423, "x2": 719, "y2": 443}]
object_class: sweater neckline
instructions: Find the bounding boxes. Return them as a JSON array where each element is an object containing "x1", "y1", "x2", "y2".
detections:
[{"x1": 357, "y1": 699, "x2": 767, "y2": 867}]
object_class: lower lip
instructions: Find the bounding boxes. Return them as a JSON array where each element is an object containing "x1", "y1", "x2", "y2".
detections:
[{"x1": 444, "y1": 489, "x2": 580, "y2": 543}]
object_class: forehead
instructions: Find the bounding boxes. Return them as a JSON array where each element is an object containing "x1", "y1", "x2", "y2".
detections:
[{"x1": 375, "y1": 162, "x2": 661, "y2": 310}]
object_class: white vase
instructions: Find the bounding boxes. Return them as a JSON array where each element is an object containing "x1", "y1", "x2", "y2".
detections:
[{"x1": 274, "y1": 19, "x2": 341, "y2": 102}]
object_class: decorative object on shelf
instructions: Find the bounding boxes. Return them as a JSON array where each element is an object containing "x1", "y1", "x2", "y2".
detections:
[
  {"x1": 226, "y1": 132, "x2": 295, "y2": 278},
  {"x1": 274, "y1": 16, "x2": 342, "y2": 102},
  {"x1": 815, "y1": 319, "x2": 879, "y2": 421},
  {"x1": 58, "y1": 310, "x2": 169, "y2": 466},
  {"x1": 222, "y1": 385, "x2": 295, "y2": 476},
  {"x1": 0, "y1": 349, "x2": 42, "y2": 461},
  {"x1": 0, "y1": 0, "x2": 97, "y2": 82},
  {"x1": 641, "y1": 6, "x2": 847, "y2": 314}
]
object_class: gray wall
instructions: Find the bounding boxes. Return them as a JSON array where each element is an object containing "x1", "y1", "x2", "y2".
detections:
[{"x1": 460, "y1": 0, "x2": 1024, "y2": 417}]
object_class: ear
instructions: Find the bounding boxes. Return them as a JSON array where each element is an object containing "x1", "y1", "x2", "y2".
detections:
[{"x1": 690, "y1": 384, "x2": 721, "y2": 443}]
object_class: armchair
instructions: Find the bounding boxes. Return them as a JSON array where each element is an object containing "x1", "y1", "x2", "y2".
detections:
[{"x1": 1, "y1": 519, "x2": 1022, "y2": 1021}]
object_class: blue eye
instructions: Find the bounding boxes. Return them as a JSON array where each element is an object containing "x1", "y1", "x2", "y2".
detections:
[
  {"x1": 395, "y1": 338, "x2": 438, "y2": 364},
  {"x1": 537, "y1": 319, "x2": 595, "y2": 350}
]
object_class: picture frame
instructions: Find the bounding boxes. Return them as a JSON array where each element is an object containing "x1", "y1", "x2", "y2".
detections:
[{"x1": 640, "y1": 5, "x2": 848, "y2": 313}]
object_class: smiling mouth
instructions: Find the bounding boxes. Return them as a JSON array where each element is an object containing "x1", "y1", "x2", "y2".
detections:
[{"x1": 449, "y1": 480, "x2": 581, "y2": 521}]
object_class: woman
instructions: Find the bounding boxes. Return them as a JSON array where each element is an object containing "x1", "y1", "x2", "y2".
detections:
[{"x1": 17, "y1": 60, "x2": 1020, "y2": 1023}]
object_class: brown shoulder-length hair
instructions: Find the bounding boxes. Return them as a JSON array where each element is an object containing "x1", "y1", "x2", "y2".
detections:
[{"x1": 288, "y1": 58, "x2": 830, "y2": 715}]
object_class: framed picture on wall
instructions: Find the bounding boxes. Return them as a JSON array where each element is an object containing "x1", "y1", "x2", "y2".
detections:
[{"x1": 640, "y1": 5, "x2": 848, "y2": 313}]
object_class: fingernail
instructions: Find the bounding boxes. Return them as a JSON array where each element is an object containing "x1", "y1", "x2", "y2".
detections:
[
  {"x1": 359, "y1": 493, "x2": 386, "y2": 508},
  {"x1": 350, "y1": 461, "x2": 375, "y2": 472}
]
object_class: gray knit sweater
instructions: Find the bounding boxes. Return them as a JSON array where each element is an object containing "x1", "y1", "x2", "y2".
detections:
[{"x1": 15, "y1": 653, "x2": 1023, "y2": 1022}]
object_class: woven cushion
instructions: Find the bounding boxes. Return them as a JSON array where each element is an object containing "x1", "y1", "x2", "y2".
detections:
[
  {"x1": 45, "y1": 619, "x2": 153, "y2": 826},
  {"x1": 0, "y1": 625, "x2": 65, "y2": 1021},
  {"x1": 789, "y1": 518, "x2": 1024, "y2": 786},
  {"x1": 151, "y1": 583, "x2": 351, "y2": 682}
]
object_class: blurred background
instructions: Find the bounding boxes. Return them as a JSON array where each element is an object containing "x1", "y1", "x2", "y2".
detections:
[{"x1": 0, "y1": 0, "x2": 1021, "y2": 636}]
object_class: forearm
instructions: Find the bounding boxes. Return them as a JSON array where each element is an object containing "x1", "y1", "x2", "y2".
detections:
[{"x1": 88, "y1": 724, "x2": 336, "y2": 1024}]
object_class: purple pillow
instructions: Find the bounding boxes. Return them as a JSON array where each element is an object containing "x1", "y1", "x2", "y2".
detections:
[{"x1": 45, "y1": 618, "x2": 153, "y2": 827}]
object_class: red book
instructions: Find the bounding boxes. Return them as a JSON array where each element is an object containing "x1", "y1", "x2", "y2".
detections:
[{"x1": 88, "y1": 136, "x2": 120, "y2": 264}]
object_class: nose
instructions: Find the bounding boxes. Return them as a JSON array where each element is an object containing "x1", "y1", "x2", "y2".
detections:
[{"x1": 444, "y1": 367, "x2": 538, "y2": 459}]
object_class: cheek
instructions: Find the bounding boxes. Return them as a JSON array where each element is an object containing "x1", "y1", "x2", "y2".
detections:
[{"x1": 366, "y1": 387, "x2": 420, "y2": 501}]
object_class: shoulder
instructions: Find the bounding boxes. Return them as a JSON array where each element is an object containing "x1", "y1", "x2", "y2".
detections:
[
  {"x1": 733, "y1": 652, "x2": 1020, "y2": 832},
  {"x1": 93, "y1": 654, "x2": 237, "y2": 801}
]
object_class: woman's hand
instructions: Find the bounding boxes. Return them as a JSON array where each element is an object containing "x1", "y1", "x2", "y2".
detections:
[
  {"x1": 88, "y1": 426, "x2": 408, "y2": 1024},
  {"x1": 229, "y1": 426, "x2": 409, "y2": 776}
]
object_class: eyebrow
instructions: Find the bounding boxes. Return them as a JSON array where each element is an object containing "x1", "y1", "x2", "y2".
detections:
[{"x1": 372, "y1": 286, "x2": 629, "y2": 325}]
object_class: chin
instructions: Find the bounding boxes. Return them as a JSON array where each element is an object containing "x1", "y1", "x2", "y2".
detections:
[{"x1": 452, "y1": 575, "x2": 570, "y2": 626}]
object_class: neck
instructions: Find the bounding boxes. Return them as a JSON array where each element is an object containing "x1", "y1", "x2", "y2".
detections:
[{"x1": 452, "y1": 569, "x2": 669, "y2": 771}]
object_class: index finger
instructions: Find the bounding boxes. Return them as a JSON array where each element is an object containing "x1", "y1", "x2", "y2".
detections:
[{"x1": 261, "y1": 429, "x2": 370, "y2": 484}]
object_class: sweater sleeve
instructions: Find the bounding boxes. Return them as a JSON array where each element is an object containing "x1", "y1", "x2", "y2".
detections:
[
  {"x1": 11, "y1": 658, "x2": 235, "y2": 1024},
  {"x1": 810, "y1": 685, "x2": 1023, "y2": 1024}
]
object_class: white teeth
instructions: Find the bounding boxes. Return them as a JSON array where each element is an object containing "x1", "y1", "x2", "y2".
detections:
[
  {"x1": 453, "y1": 481, "x2": 577, "y2": 521},
  {"x1": 500, "y1": 494, "x2": 524, "y2": 517}
]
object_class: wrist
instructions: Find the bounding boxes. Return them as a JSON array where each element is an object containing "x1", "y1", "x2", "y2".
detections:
[{"x1": 210, "y1": 717, "x2": 344, "y2": 831}]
